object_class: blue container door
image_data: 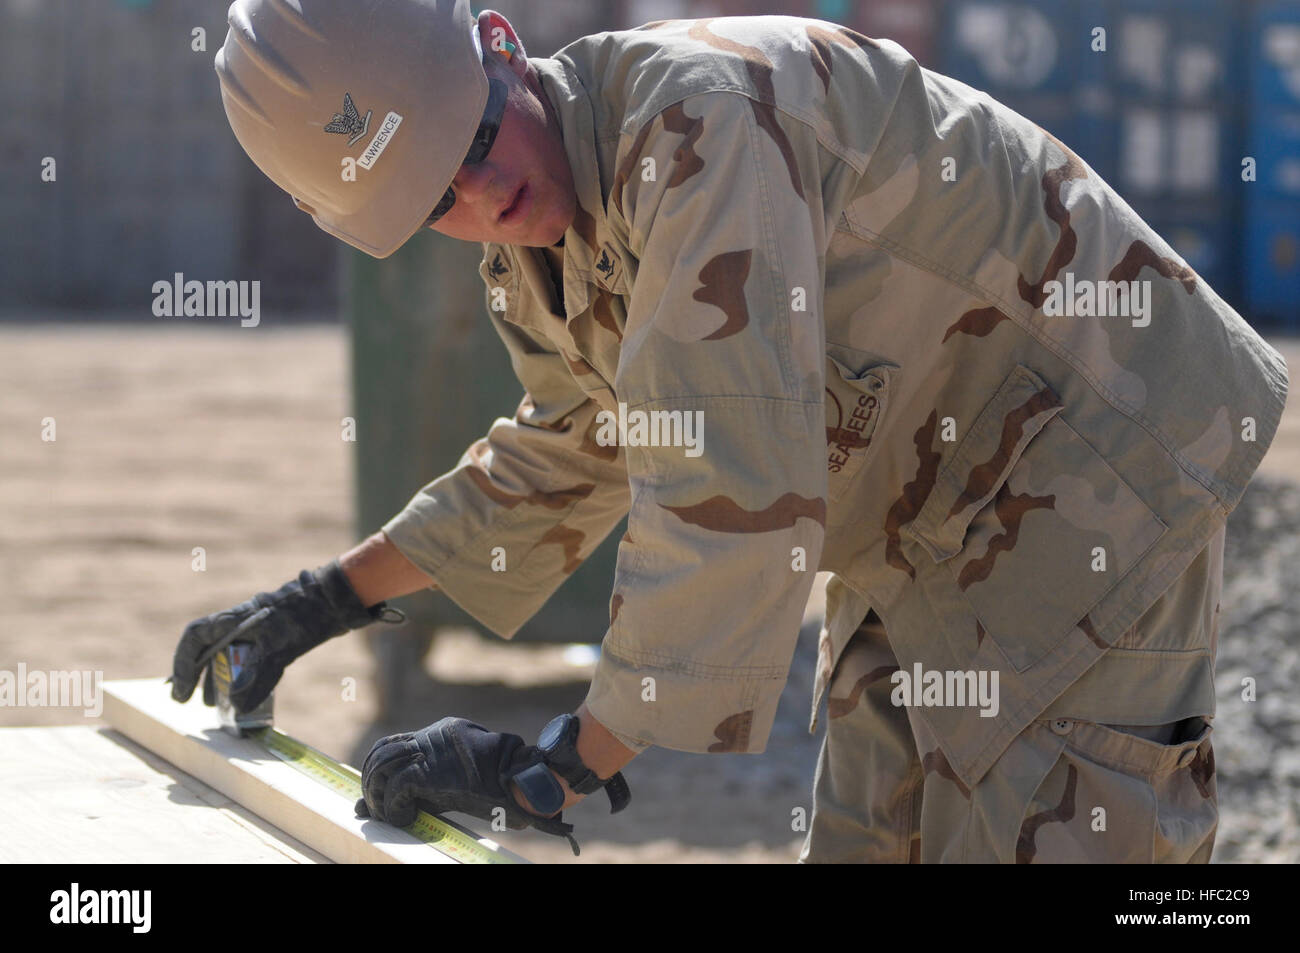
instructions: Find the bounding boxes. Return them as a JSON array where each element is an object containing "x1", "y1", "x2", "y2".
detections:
[
  {"x1": 1244, "y1": 197, "x2": 1300, "y2": 328},
  {"x1": 1112, "y1": 106, "x2": 1238, "y2": 205},
  {"x1": 1248, "y1": 112, "x2": 1300, "y2": 199},
  {"x1": 941, "y1": 0, "x2": 1081, "y2": 99},
  {"x1": 1108, "y1": 0, "x2": 1241, "y2": 108},
  {"x1": 1251, "y1": 0, "x2": 1300, "y2": 110},
  {"x1": 1130, "y1": 197, "x2": 1237, "y2": 304},
  {"x1": 1248, "y1": 4, "x2": 1300, "y2": 200}
]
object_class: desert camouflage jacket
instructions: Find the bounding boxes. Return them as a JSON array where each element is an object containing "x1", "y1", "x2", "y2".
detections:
[{"x1": 382, "y1": 17, "x2": 1289, "y2": 788}]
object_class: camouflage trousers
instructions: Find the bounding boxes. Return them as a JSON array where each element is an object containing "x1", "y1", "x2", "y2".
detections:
[{"x1": 800, "y1": 525, "x2": 1225, "y2": 864}]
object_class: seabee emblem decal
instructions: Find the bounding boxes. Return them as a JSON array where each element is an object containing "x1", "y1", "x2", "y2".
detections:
[{"x1": 324, "y1": 92, "x2": 373, "y2": 146}]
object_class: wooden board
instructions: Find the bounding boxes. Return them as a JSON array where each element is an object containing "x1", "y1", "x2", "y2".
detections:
[
  {"x1": 102, "y1": 678, "x2": 526, "y2": 864},
  {"x1": 0, "y1": 724, "x2": 329, "y2": 863}
]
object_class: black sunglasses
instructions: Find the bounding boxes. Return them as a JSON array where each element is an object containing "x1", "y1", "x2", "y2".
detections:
[{"x1": 424, "y1": 76, "x2": 509, "y2": 226}]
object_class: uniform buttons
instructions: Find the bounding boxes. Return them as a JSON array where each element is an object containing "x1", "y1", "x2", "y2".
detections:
[{"x1": 1050, "y1": 718, "x2": 1073, "y2": 735}]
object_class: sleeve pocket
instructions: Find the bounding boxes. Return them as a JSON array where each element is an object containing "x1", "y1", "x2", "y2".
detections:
[
  {"x1": 905, "y1": 364, "x2": 1064, "y2": 562},
  {"x1": 906, "y1": 364, "x2": 1167, "y2": 673}
]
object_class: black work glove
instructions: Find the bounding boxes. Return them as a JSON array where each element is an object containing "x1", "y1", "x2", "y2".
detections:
[
  {"x1": 170, "y1": 559, "x2": 403, "y2": 713},
  {"x1": 354, "y1": 717, "x2": 583, "y2": 856}
]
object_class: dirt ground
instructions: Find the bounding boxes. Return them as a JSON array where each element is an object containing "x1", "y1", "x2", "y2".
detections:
[{"x1": 2, "y1": 323, "x2": 1296, "y2": 864}]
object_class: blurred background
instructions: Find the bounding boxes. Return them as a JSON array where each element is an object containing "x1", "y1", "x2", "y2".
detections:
[
  {"x1": 1, "y1": 0, "x2": 1297, "y2": 863},
  {"x1": 4, "y1": 0, "x2": 1299, "y2": 321}
]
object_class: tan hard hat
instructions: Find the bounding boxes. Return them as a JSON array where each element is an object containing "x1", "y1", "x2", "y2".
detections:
[{"x1": 215, "y1": 0, "x2": 488, "y2": 258}]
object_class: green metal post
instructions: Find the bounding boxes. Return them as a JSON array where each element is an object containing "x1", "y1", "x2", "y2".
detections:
[{"x1": 345, "y1": 229, "x2": 624, "y2": 646}]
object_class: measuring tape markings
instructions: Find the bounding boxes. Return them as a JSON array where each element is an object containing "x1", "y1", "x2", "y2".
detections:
[{"x1": 251, "y1": 727, "x2": 519, "y2": 865}]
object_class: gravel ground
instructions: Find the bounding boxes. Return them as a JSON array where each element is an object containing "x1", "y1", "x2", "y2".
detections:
[{"x1": 1211, "y1": 476, "x2": 1300, "y2": 863}]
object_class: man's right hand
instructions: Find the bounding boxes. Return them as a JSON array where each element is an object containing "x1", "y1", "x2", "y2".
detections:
[{"x1": 170, "y1": 559, "x2": 402, "y2": 713}]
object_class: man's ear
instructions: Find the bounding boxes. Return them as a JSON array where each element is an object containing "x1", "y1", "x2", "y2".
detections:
[{"x1": 479, "y1": 10, "x2": 528, "y2": 79}]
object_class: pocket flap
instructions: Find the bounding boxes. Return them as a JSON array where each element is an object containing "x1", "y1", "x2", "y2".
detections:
[
  {"x1": 825, "y1": 353, "x2": 891, "y2": 447},
  {"x1": 905, "y1": 365, "x2": 1064, "y2": 562},
  {"x1": 824, "y1": 351, "x2": 895, "y2": 500}
]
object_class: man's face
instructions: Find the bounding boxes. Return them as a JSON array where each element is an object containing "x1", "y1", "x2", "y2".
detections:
[{"x1": 427, "y1": 20, "x2": 577, "y2": 247}]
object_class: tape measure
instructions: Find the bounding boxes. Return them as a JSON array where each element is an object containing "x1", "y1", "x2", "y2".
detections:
[{"x1": 250, "y1": 726, "x2": 521, "y2": 864}]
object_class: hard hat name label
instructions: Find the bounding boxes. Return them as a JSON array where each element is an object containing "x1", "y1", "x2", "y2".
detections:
[{"x1": 357, "y1": 111, "x2": 404, "y2": 171}]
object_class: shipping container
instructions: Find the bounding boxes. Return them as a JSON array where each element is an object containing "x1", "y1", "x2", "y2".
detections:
[
  {"x1": 168, "y1": 116, "x2": 243, "y2": 193},
  {"x1": 62, "y1": 192, "x2": 165, "y2": 309},
  {"x1": 1006, "y1": 94, "x2": 1083, "y2": 154},
  {"x1": 1113, "y1": 105, "x2": 1237, "y2": 200},
  {"x1": 0, "y1": 192, "x2": 60, "y2": 310},
  {"x1": 938, "y1": 0, "x2": 1094, "y2": 173},
  {"x1": 1068, "y1": 1, "x2": 1120, "y2": 184},
  {"x1": 79, "y1": 5, "x2": 173, "y2": 114},
  {"x1": 1247, "y1": 4, "x2": 1300, "y2": 200},
  {"x1": 81, "y1": 116, "x2": 174, "y2": 194},
  {"x1": 1107, "y1": 0, "x2": 1241, "y2": 108},
  {"x1": 617, "y1": 1, "x2": 939, "y2": 65},
  {"x1": 1058, "y1": 0, "x2": 1249, "y2": 205},
  {"x1": 166, "y1": 39, "x2": 230, "y2": 112},
  {"x1": 1073, "y1": 108, "x2": 1120, "y2": 186},
  {"x1": 847, "y1": 0, "x2": 940, "y2": 66},
  {"x1": 1243, "y1": 197, "x2": 1300, "y2": 327},
  {"x1": 1250, "y1": 0, "x2": 1300, "y2": 110},
  {"x1": 686, "y1": 1, "x2": 815, "y2": 20},
  {"x1": 1129, "y1": 197, "x2": 1238, "y2": 304},
  {"x1": 0, "y1": 1, "x2": 65, "y2": 113},
  {"x1": 1243, "y1": 1, "x2": 1300, "y2": 326},
  {"x1": 941, "y1": 0, "x2": 1082, "y2": 98},
  {"x1": 1248, "y1": 111, "x2": 1300, "y2": 198},
  {"x1": 163, "y1": 195, "x2": 240, "y2": 283}
]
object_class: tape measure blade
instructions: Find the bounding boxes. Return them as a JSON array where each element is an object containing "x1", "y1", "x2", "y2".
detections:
[{"x1": 252, "y1": 728, "x2": 522, "y2": 864}]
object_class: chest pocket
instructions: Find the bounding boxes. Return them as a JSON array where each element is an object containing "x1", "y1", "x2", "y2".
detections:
[
  {"x1": 904, "y1": 364, "x2": 1168, "y2": 673},
  {"x1": 825, "y1": 351, "x2": 894, "y2": 501}
]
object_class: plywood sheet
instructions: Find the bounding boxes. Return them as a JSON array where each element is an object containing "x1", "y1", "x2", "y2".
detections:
[
  {"x1": 101, "y1": 678, "x2": 525, "y2": 864},
  {"x1": 0, "y1": 724, "x2": 327, "y2": 863}
]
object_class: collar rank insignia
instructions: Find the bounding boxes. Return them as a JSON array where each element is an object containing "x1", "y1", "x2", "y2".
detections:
[{"x1": 594, "y1": 244, "x2": 622, "y2": 291}]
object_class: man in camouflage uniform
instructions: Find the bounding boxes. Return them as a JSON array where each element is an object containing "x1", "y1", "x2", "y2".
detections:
[{"x1": 175, "y1": 0, "x2": 1288, "y2": 861}]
